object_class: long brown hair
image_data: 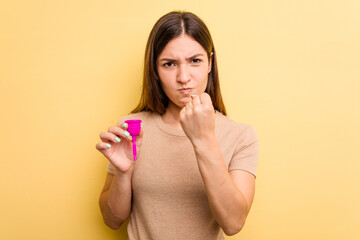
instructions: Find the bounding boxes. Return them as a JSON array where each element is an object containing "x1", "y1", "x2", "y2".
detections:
[{"x1": 131, "y1": 11, "x2": 227, "y2": 116}]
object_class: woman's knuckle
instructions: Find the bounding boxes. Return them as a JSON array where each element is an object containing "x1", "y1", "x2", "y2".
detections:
[{"x1": 193, "y1": 105, "x2": 201, "y2": 113}]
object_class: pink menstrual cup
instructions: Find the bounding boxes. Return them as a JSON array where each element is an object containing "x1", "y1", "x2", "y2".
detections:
[{"x1": 125, "y1": 119, "x2": 142, "y2": 161}]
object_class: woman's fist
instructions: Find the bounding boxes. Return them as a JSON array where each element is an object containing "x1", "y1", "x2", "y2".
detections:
[{"x1": 179, "y1": 93, "x2": 216, "y2": 145}]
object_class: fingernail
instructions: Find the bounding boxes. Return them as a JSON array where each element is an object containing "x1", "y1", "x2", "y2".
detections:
[
  {"x1": 123, "y1": 131, "x2": 130, "y2": 137},
  {"x1": 122, "y1": 123, "x2": 128, "y2": 128},
  {"x1": 106, "y1": 143, "x2": 111, "y2": 148},
  {"x1": 115, "y1": 137, "x2": 121, "y2": 143}
]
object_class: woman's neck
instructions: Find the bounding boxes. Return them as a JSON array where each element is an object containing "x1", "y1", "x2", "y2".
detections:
[{"x1": 161, "y1": 102, "x2": 183, "y2": 129}]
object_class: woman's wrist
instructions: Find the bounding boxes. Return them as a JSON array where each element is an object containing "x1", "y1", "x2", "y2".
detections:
[
  {"x1": 192, "y1": 134, "x2": 218, "y2": 155},
  {"x1": 113, "y1": 165, "x2": 134, "y2": 178}
]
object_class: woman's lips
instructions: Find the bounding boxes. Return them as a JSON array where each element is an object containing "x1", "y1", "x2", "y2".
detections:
[{"x1": 179, "y1": 88, "x2": 192, "y2": 94}]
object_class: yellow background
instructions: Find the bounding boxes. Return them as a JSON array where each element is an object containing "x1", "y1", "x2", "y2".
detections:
[{"x1": 1, "y1": 0, "x2": 359, "y2": 239}]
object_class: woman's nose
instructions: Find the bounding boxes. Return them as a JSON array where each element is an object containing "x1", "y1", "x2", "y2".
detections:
[{"x1": 177, "y1": 64, "x2": 190, "y2": 83}]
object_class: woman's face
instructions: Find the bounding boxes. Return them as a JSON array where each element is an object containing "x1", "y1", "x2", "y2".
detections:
[{"x1": 156, "y1": 34, "x2": 212, "y2": 110}]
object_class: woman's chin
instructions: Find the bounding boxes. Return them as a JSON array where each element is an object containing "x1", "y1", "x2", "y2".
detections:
[
  {"x1": 168, "y1": 96, "x2": 192, "y2": 109},
  {"x1": 180, "y1": 98, "x2": 192, "y2": 106}
]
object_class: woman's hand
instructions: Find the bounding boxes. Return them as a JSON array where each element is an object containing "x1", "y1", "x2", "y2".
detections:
[
  {"x1": 95, "y1": 122, "x2": 143, "y2": 174},
  {"x1": 179, "y1": 93, "x2": 216, "y2": 145}
]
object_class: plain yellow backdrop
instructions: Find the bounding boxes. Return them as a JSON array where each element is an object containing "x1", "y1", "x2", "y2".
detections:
[{"x1": 1, "y1": 0, "x2": 359, "y2": 239}]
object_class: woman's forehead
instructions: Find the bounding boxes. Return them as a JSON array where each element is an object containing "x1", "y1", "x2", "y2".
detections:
[{"x1": 159, "y1": 35, "x2": 206, "y2": 58}]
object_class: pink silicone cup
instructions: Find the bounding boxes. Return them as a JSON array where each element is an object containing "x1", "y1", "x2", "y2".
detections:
[{"x1": 125, "y1": 119, "x2": 142, "y2": 161}]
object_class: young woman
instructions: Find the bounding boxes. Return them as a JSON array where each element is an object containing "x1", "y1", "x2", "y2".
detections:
[{"x1": 96, "y1": 11, "x2": 259, "y2": 240}]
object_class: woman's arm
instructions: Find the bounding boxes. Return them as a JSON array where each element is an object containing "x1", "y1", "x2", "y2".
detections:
[
  {"x1": 193, "y1": 138, "x2": 255, "y2": 236},
  {"x1": 97, "y1": 121, "x2": 143, "y2": 229},
  {"x1": 179, "y1": 93, "x2": 256, "y2": 236},
  {"x1": 99, "y1": 170, "x2": 133, "y2": 229}
]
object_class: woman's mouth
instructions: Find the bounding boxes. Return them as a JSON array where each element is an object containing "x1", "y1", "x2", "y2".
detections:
[{"x1": 179, "y1": 88, "x2": 192, "y2": 94}]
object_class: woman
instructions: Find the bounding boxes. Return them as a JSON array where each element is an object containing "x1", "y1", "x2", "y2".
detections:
[{"x1": 96, "y1": 11, "x2": 259, "y2": 240}]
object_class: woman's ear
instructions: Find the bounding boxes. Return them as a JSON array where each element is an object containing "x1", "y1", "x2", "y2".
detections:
[{"x1": 208, "y1": 52, "x2": 213, "y2": 73}]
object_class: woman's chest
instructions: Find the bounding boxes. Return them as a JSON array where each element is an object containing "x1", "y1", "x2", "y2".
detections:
[{"x1": 132, "y1": 133, "x2": 206, "y2": 199}]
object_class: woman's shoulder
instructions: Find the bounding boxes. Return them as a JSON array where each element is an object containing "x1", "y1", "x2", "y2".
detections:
[
  {"x1": 215, "y1": 111, "x2": 258, "y2": 139},
  {"x1": 115, "y1": 111, "x2": 156, "y2": 126},
  {"x1": 215, "y1": 111, "x2": 251, "y2": 129}
]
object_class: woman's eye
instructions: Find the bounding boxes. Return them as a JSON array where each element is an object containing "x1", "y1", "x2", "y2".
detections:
[
  {"x1": 163, "y1": 62, "x2": 174, "y2": 67},
  {"x1": 192, "y1": 59, "x2": 201, "y2": 63}
]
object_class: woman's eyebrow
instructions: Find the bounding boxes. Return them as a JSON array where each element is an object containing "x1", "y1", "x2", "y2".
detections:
[
  {"x1": 159, "y1": 53, "x2": 205, "y2": 62},
  {"x1": 159, "y1": 57, "x2": 176, "y2": 62},
  {"x1": 187, "y1": 53, "x2": 205, "y2": 60}
]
